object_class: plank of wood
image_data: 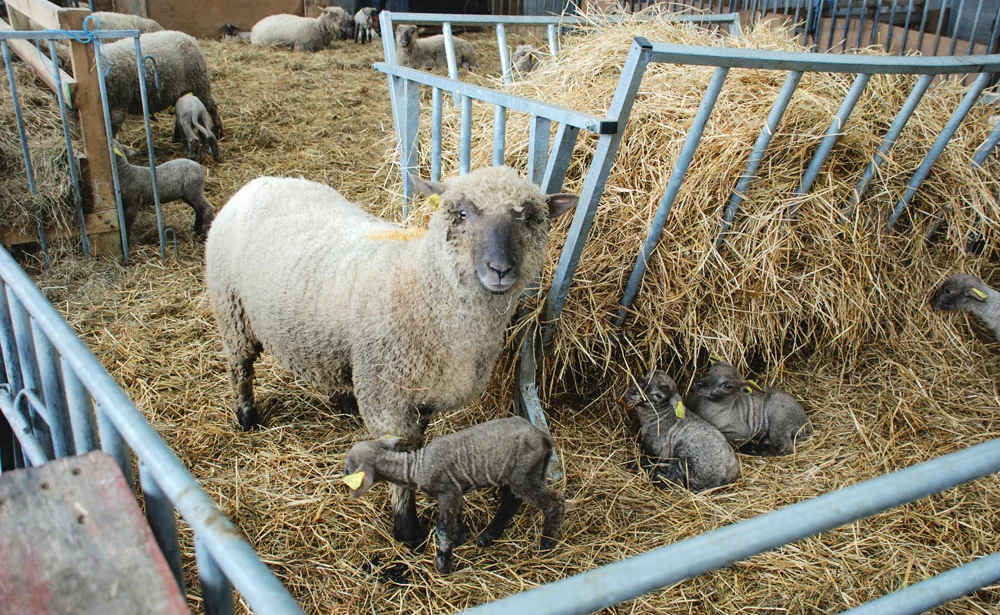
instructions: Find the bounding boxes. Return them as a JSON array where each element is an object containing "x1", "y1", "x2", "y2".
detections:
[
  {"x1": 0, "y1": 18, "x2": 76, "y2": 105},
  {"x1": 0, "y1": 451, "x2": 190, "y2": 615},
  {"x1": 1, "y1": 211, "x2": 116, "y2": 248},
  {"x1": 5, "y1": 0, "x2": 64, "y2": 30}
]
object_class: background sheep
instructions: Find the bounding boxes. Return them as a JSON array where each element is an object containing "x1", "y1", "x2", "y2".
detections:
[
  {"x1": 395, "y1": 25, "x2": 479, "y2": 71},
  {"x1": 930, "y1": 273, "x2": 1000, "y2": 341},
  {"x1": 173, "y1": 93, "x2": 221, "y2": 162},
  {"x1": 112, "y1": 146, "x2": 215, "y2": 240},
  {"x1": 102, "y1": 30, "x2": 222, "y2": 139},
  {"x1": 87, "y1": 11, "x2": 163, "y2": 36},
  {"x1": 626, "y1": 370, "x2": 740, "y2": 492},
  {"x1": 354, "y1": 7, "x2": 377, "y2": 44},
  {"x1": 510, "y1": 44, "x2": 543, "y2": 78},
  {"x1": 249, "y1": 7, "x2": 347, "y2": 52},
  {"x1": 205, "y1": 167, "x2": 577, "y2": 549},
  {"x1": 687, "y1": 361, "x2": 812, "y2": 457},
  {"x1": 221, "y1": 23, "x2": 251, "y2": 42},
  {"x1": 343, "y1": 417, "x2": 564, "y2": 574}
]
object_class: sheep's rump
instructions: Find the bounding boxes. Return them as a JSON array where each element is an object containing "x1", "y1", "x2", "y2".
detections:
[{"x1": 250, "y1": 14, "x2": 323, "y2": 48}]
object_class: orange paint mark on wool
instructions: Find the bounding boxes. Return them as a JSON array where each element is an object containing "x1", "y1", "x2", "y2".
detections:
[{"x1": 364, "y1": 227, "x2": 428, "y2": 241}]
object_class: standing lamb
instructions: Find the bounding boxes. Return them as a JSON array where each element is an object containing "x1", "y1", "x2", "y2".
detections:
[
  {"x1": 173, "y1": 93, "x2": 221, "y2": 162},
  {"x1": 687, "y1": 362, "x2": 812, "y2": 457},
  {"x1": 354, "y1": 7, "x2": 377, "y2": 44},
  {"x1": 249, "y1": 7, "x2": 347, "y2": 51},
  {"x1": 930, "y1": 273, "x2": 1000, "y2": 341},
  {"x1": 343, "y1": 417, "x2": 564, "y2": 574},
  {"x1": 626, "y1": 371, "x2": 739, "y2": 492},
  {"x1": 395, "y1": 25, "x2": 479, "y2": 71},
  {"x1": 101, "y1": 30, "x2": 222, "y2": 139},
  {"x1": 205, "y1": 167, "x2": 577, "y2": 549},
  {"x1": 112, "y1": 146, "x2": 215, "y2": 240}
]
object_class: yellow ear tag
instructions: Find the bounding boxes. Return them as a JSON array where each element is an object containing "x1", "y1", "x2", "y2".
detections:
[
  {"x1": 743, "y1": 385, "x2": 753, "y2": 394},
  {"x1": 113, "y1": 147, "x2": 123, "y2": 156},
  {"x1": 674, "y1": 399, "x2": 685, "y2": 419},
  {"x1": 427, "y1": 194, "x2": 442, "y2": 209},
  {"x1": 342, "y1": 471, "x2": 365, "y2": 490},
  {"x1": 708, "y1": 353, "x2": 723, "y2": 364},
  {"x1": 746, "y1": 379, "x2": 761, "y2": 391},
  {"x1": 971, "y1": 288, "x2": 988, "y2": 300}
]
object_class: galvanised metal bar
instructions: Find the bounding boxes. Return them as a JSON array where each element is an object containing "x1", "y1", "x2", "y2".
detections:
[
  {"x1": 951, "y1": 0, "x2": 968, "y2": 55},
  {"x1": 133, "y1": 35, "x2": 168, "y2": 260},
  {"x1": 828, "y1": 0, "x2": 840, "y2": 51},
  {"x1": 493, "y1": 105, "x2": 507, "y2": 166},
  {"x1": 547, "y1": 23, "x2": 559, "y2": 57},
  {"x1": 96, "y1": 402, "x2": 135, "y2": 492},
  {"x1": 613, "y1": 66, "x2": 730, "y2": 327},
  {"x1": 93, "y1": 39, "x2": 131, "y2": 264},
  {"x1": 0, "y1": 389, "x2": 48, "y2": 466},
  {"x1": 715, "y1": 70, "x2": 803, "y2": 251},
  {"x1": 460, "y1": 95, "x2": 472, "y2": 175},
  {"x1": 431, "y1": 87, "x2": 443, "y2": 183},
  {"x1": 917, "y1": 0, "x2": 932, "y2": 53},
  {"x1": 886, "y1": 0, "x2": 899, "y2": 50},
  {"x1": 887, "y1": 72, "x2": 991, "y2": 229},
  {"x1": 539, "y1": 123, "x2": 579, "y2": 194},
  {"x1": 843, "y1": 74, "x2": 933, "y2": 219},
  {"x1": 0, "y1": 282, "x2": 26, "y2": 441},
  {"x1": 400, "y1": 77, "x2": 420, "y2": 213},
  {"x1": 987, "y1": 2, "x2": 1000, "y2": 54},
  {"x1": 383, "y1": 11, "x2": 745, "y2": 26},
  {"x1": 855, "y1": 0, "x2": 868, "y2": 49},
  {"x1": 972, "y1": 118, "x2": 1000, "y2": 167},
  {"x1": 2, "y1": 39, "x2": 48, "y2": 268},
  {"x1": 528, "y1": 116, "x2": 552, "y2": 186},
  {"x1": 374, "y1": 63, "x2": 614, "y2": 134},
  {"x1": 931, "y1": 0, "x2": 950, "y2": 56},
  {"x1": 543, "y1": 39, "x2": 654, "y2": 342},
  {"x1": 442, "y1": 23, "x2": 459, "y2": 86},
  {"x1": 901, "y1": 0, "x2": 916, "y2": 51},
  {"x1": 0, "y1": 246, "x2": 304, "y2": 614},
  {"x1": 8, "y1": 290, "x2": 52, "y2": 460},
  {"x1": 869, "y1": 0, "x2": 881, "y2": 46},
  {"x1": 61, "y1": 363, "x2": 96, "y2": 455},
  {"x1": 498, "y1": 24, "x2": 512, "y2": 85},
  {"x1": 31, "y1": 323, "x2": 72, "y2": 459},
  {"x1": 842, "y1": 551, "x2": 1000, "y2": 615},
  {"x1": 461, "y1": 437, "x2": 1000, "y2": 615},
  {"x1": 196, "y1": 535, "x2": 236, "y2": 615},
  {"x1": 841, "y1": 0, "x2": 854, "y2": 51},
  {"x1": 141, "y1": 461, "x2": 186, "y2": 594},
  {"x1": 793, "y1": 72, "x2": 872, "y2": 208},
  {"x1": 967, "y1": 0, "x2": 986, "y2": 55}
]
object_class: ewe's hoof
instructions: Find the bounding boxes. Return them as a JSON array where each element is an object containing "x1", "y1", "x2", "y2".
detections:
[
  {"x1": 237, "y1": 407, "x2": 261, "y2": 431},
  {"x1": 538, "y1": 538, "x2": 557, "y2": 552},
  {"x1": 435, "y1": 553, "x2": 454, "y2": 574}
]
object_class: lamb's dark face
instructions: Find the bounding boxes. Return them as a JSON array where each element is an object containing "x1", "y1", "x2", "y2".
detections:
[
  {"x1": 930, "y1": 274, "x2": 988, "y2": 311},
  {"x1": 342, "y1": 437, "x2": 398, "y2": 498},
  {"x1": 397, "y1": 25, "x2": 416, "y2": 48},
  {"x1": 626, "y1": 370, "x2": 681, "y2": 410},
  {"x1": 693, "y1": 362, "x2": 747, "y2": 401}
]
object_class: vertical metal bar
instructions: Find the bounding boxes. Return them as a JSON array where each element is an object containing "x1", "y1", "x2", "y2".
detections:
[
  {"x1": 829, "y1": 0, "x2": 841, "y2": 51},
  {"x1": 442, "y1": 22, "x2": 459, "y2": 88},
  {"x1": 528, "y1": 116, "x2": 551, "y2": 186},
  {"x1": 47, "y1": 39, "x2": 90, "y2": 258},
  {"x1": 888, "y1": 72, "x2": 990, "y2": 229},
  {"x1": 547, "y1": 23, "x2": 559, "y2": 56},
  {"x1": 855, "y1": 0, "x2": 868, "y2": 48},
  {"x1": 794, "y1": 73, "x2": 872, "y2": 210},
  {"x1": 2, "y1": 40, "x2": 49, "y2": 268},
  {"x1": 140, "y1": 462, "x2": 186, "y2": 595},
  {"x1": 61, "y1": 364, "x2": 97, "y2": 455},
  {"x1": 0, "y1": 279, "x2": 21, "y2": 472},
  {"x1": 431, "y1": 87, "x2": 443, "y2": 183},
  {"x1": 917, "y1": 0, "x2": 932, "y2": 52},
  {"x1": 715, "y1": 70, "x2": 803, "y2": 250},
  {"x1": 886, "y1": 0, "x2": 899, "y2": 50},
  {"x1": 931, "y1": 0, "x2": 949, "y2": 55},
  {"x1": 460, "y1": 95, "x2": 473, "y2": 175},
  {"x1": 30, "y1": 324, "x2": 72, "y2": 459},
  {"x1": 133, "y1": 36, "x2": 167, "y2": 259},
  {"x1": 539, "y1": 123, "x2": 579, "y2": 194},
  {"x1": 92, "y1": 39, "x2": 131, "y2": 264},
  {"x1": 498, "y1": 24, "x2": 512, "y2": 84},
  {"x1": 842, "y1": 0, "x2": 854, "y2": 50},
  {"x1": 985, "y1": 1, "x2": 1000, "y2": 53},
  {"x1": 803, "y1": 0, "x2": 816, "y2": 49},
  {"x1": 967, "y1": 0, "x2": 986, "y2": 54},
  {"x1": 8, "y1": 293, "x2": 52, "y2": 460},
  {"x1": 401, "y1": 78, "x2": 420, "y2": 217},
  {"x1": 614, "y1": 66, "x2": 730, "y2": 327},
  {"x1": 950, "y1": 0, "x2": 968, "y2": 54},
  {"x1": 901, "y1": 0, "x2": 917, "y2": 51},
  {"x1": 196, "y1": 535, "x2": 235, "y2": 615},
  {"x1": 870, "y1": 0, "x2": 883, "y2": 45},
  {"x1": 96, "y1": 402, "x2": 134, "y2": 492},
  {"x1": 844, "y1": 73, "x2": 933, "y2": 218},
  {"x1": 493, "y1": 105, "x2": 507, "y2": 167}
]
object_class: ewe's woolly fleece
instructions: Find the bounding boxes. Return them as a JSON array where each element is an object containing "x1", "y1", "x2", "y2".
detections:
[
  {"x1": 205, "y1": 167, "x2": 555, "y2": 442},
  {"x1": 88, "y1": 12, "x2": 163, "y2": 36},
  {"x1": 249, "y1": 9, "x2": 344, "y2": 51},
  {"x1": 397, "y1": 28, "x2": 479, "y2": 70}
]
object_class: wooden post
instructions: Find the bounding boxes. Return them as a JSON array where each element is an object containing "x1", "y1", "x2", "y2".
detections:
[{"x1": 59, "y1": 8, "x2": 123, "y2": 258}]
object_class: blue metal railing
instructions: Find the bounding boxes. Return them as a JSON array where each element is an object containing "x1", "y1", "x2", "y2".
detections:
[{"x1": 0, "y1": 245, "x2": 304, "y2": 615}]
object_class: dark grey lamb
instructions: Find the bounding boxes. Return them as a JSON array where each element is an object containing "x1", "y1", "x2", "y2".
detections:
[
  {"x1": 626, "y1": 370, "x2": 739, "y2": 492},
  {"x1": 687, "y1": 362, "x2": 812, "y2": 457},
  {"x1": 930, "y1": 273, "x2": 1000, "y2": 341},
  {"x1": 342, "y1": 416, "x2": 564, "y2": 574}
]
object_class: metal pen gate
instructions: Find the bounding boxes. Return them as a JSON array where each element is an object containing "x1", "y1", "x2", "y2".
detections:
[{"x1": 377, "y1": 11, "x2": 1000, "y2": 613}]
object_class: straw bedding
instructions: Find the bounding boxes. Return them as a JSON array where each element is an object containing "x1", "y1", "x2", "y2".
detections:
[{"x1": 20, "y1": 15, "x2": 1000, "y2": 615}]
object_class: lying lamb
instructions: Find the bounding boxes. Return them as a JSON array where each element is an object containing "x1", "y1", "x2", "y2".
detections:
[
  {"x1": 626, "y1": 370, "x2": 739, "y2": 492},
  {"x1": 354, "y1": 7, "x2": 378, "y2": 44},
  {"x1": 343, "y1": 417, "x2": 564, "y2": 574},
  {"x1": 509, "y1": 44, "x2": 543, "y2": 78},
  {"x1": 250, "y1": 7, "x2": 348, "y2": 51},
  {"x1": 930, "y1": 273, "x2": 1000, "y2": 341},
  {"x1": 221, "y1": 23, "x2": 251, "y2": 42},
  {"x1": 396, "y1": 25, "x2": 479, "y2": 71},
  {"x1": 112, "y1": 146, "x2": 215, "y2": 240},
  {"x1": 173, "y1": 93, "x2": 221, "y2": 162},
  {"x1": 205, "y1": 167, "x2": 577, "y2": 549},
  {"x1": 687, "y1": 361, "x2": 811, "y2": 457}
]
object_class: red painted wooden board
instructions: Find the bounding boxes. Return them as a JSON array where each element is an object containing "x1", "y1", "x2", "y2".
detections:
[{"x1": 0, "y1": 451, "x2": 189, "y2": 615}]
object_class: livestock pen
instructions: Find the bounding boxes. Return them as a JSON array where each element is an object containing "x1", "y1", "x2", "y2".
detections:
[{"x1": 2, "y1": 5, "x2": 1000, "y2": 615}]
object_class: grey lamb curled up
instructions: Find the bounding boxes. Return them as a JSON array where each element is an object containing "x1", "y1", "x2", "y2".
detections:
[{"x1": 930, "y1": 273, "x2": 1000, "y2": 342}]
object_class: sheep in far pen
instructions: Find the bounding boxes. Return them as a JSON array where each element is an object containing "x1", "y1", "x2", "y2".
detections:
[
  {"x1": 250, "y1": 7, "x2": 350, "y2": 52},
  {"x1": 204, "y1": 167, "x2": 577, "y2": 549},
  {"x1": 102, "y1": 30, "x2": 222, "y2": 138},
  {"x1": 509, "y1": 44, "x2": 543, "y2": 78},
  {"x1": 85, "y1": 11, "x2": 164, "y2": 36},
  {"x1": 931, "y1": 273, "x2": 1000, "y2": 341},
  {"x1": 342, "y1": 417, "x2": 565, "y2": 574},
  {"x1": 395, "y1": 25, "x2": 479, "y2": 71},
  {"x1": 173, "y1": 93, "x2": 221, "y2": 162},
  {"x1": 354, "y1": 7, "x2": 377, "y2": 44}
]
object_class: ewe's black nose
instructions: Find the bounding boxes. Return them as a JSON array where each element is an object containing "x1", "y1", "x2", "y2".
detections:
[{"x1": 488, "y1": 262, "x2": 513, "y2": 281}]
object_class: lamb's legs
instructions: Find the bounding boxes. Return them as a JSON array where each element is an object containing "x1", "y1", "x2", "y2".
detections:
[
  {"x1": 476, "y1": 486, "x2": 521, "y2": 547},
  {"x1": 516, "y1": 486, "x2": 564, "y2": 552},
  {"x1": 435, "y1": 492, "x2": 464, "y2": 574},
  {"x1": 183, "y1": 192, "x2": 215, "y2": 239}
]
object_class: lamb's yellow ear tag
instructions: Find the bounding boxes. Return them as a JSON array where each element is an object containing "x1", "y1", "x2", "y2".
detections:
[
  {"x1": 674, "y1": 399, "x2": 685, "y2": 419},
  {"x1": 746, "y1": 379, "x2": 761, "y2": 391},
  {"x1": 342, "y1": 471, "x2": 365, "y2": 491},
  {"x1": 113, "y1": 147, "x2": 123, "y2": 156},
  {"x1": 971, "y1": 288, "x2": 988, "y2": 300},
  {"x1": 427, "y1": 194, "x2": 442, "y2": 209},
  {"x1": 743, "y1": 385, "x2": 753, "y2": 394},
  {"x1": 708, "y1": 353, "x2": 722, "y2": 364}
]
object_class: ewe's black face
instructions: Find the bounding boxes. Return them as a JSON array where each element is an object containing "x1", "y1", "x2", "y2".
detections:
[
  {"x1": 398, "y1": 25, "x2": 416, "y2": 48},
  {"x1": 693, "y1": 362, "x2": 746, "y2": 401},
  {"x1": 930, "y1": 274, "x2": 987, "y2": 311},
  {"x1": 626, "y1": 370, "x2": 680, "y2": 409}
]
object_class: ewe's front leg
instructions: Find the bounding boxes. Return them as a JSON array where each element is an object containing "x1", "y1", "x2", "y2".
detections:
[{"x1": 435, "y1": 492, "x2": 464, "y2": 574}]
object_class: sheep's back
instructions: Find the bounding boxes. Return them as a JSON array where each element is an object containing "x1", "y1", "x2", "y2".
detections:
[
  {"x1": 250, "y1": 14, "x2": 317, "y2": 47},
  {"x1": 104, "y1": 31, "x2": 211, "y2": 113}
]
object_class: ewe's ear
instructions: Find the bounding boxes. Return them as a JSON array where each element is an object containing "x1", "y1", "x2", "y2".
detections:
[
  {"x1": 546, "y1": 193, "x2": 578, "y2": 219},
  {"x1": 411, "y1": 175, "x2": 445, "y2": 197}
]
